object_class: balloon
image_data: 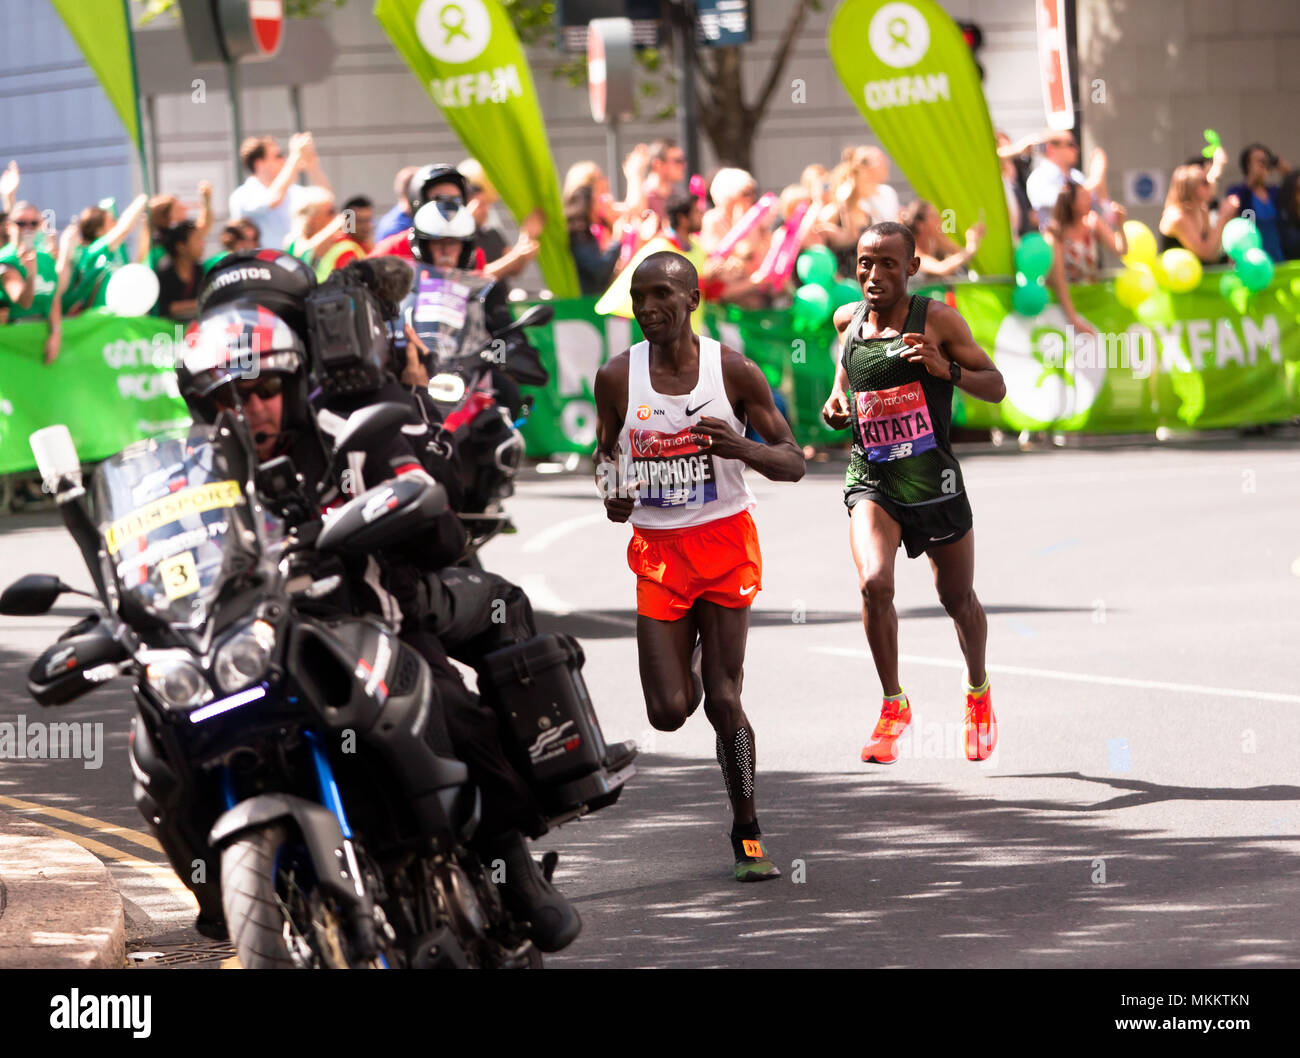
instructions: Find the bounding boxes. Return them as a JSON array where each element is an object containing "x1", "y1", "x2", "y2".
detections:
[
  {"x1": 1219, "y1": 272, "x2": 1244, "y2": 298},
  {"x1": 1157, "y1": 248, "x2": 1202, "y2": 293},
  {"x1": 795, "y1": 245, "x2": 837, "y2": 288},
  {"x1": 791, "y1": 283, "x2": 832, "y2": 328},
  {"x1": 1114, "y1": 266, "x2": 1155, "y2": 309},
  {"x1": 1236, "y1": 247, "x2": 1275, "y2": 292},
  {"x1": 1120, "y1": 221, "x2": 1157, "y2": 268},
  {"x1": 104, "y1": 264, "x2": 160, "y2": 317},
  {"x1": 1221, "y1": 217, "x2": 1263, "y2": 262},
  {"x1": 829, "y1": 279, "x2": 861, "y2": 310},
  {"x1": 1014, "y1": 232, "x2": 1053, "y2": 279},
  {"x1": 1011, "y1": 273, "x2": 1048, "y2": 316}
]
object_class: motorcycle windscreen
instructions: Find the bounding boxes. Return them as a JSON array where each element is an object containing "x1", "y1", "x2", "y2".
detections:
[
  {"x1": 92, "y1": 426, "x2": 282, "y2": 628},
  {"x1": 403, "y1": 265, "x2": 494, "y2": 370}
]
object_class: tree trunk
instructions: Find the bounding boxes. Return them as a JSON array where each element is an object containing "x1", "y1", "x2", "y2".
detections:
[{"x1": 697, "y1": 48, "x2": 755, "y2": 171}]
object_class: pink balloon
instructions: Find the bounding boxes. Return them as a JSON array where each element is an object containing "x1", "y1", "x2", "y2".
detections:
[
  {"x1": 689, "y1": 174, "x2": 707, "y2": 209},
  {"x1": 769, "y1": 203, "x2": 822, "y2": 287},
  {"x1": 709, "y1": 192, "x2": 777, "y2": 260}
]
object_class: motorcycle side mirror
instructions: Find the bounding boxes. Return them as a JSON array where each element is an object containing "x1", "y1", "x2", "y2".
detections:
[
  {"x1": 329, "y1": 402, "x2": 412, "y2": 469},
  {"x1": 0, "y1": 574, "x2": 75, "y2": 616}
]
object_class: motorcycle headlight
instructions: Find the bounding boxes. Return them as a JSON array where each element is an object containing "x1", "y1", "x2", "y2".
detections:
[
  {"x1": 145, "y1": 655, "x2": 212, "y2": 709},
  {"x1": 214, "y1": 619, "x2": 276, "y2": 693}
]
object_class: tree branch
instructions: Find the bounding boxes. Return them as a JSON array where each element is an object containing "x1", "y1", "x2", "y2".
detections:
[{"x1": 751, "y1": 0, "x2": 814, "y2": 120}]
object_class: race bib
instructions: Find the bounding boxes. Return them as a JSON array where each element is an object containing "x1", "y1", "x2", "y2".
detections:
[
  {"x1": 628, "y1": 427, "x2": 717, "y2": 508},
  {"x1": 856, "y1": 382, "x2": 936, "y2": 463}
]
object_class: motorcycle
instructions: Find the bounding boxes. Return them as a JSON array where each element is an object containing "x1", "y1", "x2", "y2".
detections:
[
  {"x1": 399, "y1": 265, "x2": 553, "y2": 564},
  {"x1": 2, "y1": 406, "x2": 634, "y2": 968}
]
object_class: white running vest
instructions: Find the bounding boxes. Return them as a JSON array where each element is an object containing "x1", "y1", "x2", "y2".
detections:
[{"x1": 619, "y1": 336, "x2": 756, "y2": 529}]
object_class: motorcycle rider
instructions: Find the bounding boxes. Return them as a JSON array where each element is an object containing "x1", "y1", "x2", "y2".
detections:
[{"x1": 164, "y1": 249, "x2": 587, "y2": 951}]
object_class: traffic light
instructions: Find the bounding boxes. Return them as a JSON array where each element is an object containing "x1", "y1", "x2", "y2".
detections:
[{"x1": 957, "y1": 20, "x2": 984, "y2": 81}]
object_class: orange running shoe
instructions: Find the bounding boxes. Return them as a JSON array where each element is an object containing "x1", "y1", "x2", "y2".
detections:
[
  {"x1": 861, "y1": 696, "x2": 911, "y2": 764},
  {"x1": 963, "y1": 684, "x2": 997, "y2": 761}
]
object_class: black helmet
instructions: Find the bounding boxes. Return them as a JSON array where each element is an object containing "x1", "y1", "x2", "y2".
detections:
[
  {"x1": 197, "y1": 249, "x2": 317, "y2": 338},
  {"x1": 410, "y1": 197, "x2": 477, "y2": 269},
  {"x1": 407, "y1": 163, "x2": 467, "y2": 209},
  {"x1": 177, "y1": 302, "x2": 311, "y2": 437}
]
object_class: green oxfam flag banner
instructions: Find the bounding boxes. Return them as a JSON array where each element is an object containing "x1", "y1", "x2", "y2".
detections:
[
  {"x1": 0, "y1": 313, "x2": 190, "y2": 475},
  {"x1": 828, "y1": 0, "x2": 1012, "y2": 277},
  {"x1": 374, "y1": 0, "x2": 579, "y2": 297},
  {"x1": 50, "y1": 0, "x2": 144, "y2": 157}
]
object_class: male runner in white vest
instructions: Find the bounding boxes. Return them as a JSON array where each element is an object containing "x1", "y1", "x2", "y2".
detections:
[{"x1": 594, "y1": 252, "x2": 806, "y2": 882}]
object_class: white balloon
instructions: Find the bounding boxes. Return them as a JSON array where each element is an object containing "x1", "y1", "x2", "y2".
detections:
[{"x1": 104, "y1": 263, "x2": 160, "y2": 317}]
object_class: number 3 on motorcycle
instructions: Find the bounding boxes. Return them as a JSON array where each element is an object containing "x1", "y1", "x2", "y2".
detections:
[{"x1": 159, "y1": 551, "x2": 200, "y2": 600}]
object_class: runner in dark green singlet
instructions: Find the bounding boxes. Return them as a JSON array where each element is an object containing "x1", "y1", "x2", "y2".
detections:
[{"x1": 822, "y1": 221, "x2": 1006, "y2": 766}]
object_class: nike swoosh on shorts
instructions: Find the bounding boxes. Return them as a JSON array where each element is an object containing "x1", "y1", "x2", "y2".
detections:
[{"x1": 739, "y1": 585, "x2": 755, "y2": 595}]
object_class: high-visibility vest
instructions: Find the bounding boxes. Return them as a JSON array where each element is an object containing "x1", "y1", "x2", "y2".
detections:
[{"x1": 314, "y1": 238, "x2": 365, "y2": 281}]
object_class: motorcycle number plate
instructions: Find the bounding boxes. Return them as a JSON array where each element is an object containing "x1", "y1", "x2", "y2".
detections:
[{"x1": 158, "y1": 551, "x2": 200, "y2": 600}]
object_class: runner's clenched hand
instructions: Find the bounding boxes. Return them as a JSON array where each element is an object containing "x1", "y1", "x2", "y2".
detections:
[
  {"x1": 692, "y1": 416, "x2": 748, "y2": 460},
  {"x1": 900, "y1": 332, "x2": 951, "y2": 379}
]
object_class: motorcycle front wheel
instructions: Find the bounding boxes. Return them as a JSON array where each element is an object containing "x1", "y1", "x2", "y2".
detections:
[{"x1": 221, "y1": 822, "x2": 374, "y2": 969}]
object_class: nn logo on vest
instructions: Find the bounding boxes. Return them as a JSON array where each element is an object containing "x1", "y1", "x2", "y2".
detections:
[{"x1": 863, "y1": 2, "x2": 949, "y2": 111}]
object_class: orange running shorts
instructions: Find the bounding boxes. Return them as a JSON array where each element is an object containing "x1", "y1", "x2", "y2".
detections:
[{"x1": 627, "y1": 509, "x2": 763, "y2": 621}]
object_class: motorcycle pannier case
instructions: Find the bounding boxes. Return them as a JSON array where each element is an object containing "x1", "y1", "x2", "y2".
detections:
[{"x1": 479, "y1": 634, "x2": 609, "y2": 792}]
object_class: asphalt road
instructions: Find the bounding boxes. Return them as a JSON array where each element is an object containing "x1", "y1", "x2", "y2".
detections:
[{"x1": 2, "y1": 432, "x2": 1299, "y2": 968}]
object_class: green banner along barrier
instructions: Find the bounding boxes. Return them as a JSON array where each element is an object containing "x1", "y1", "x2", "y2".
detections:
[
  {"x1": 0, "y1": 312, "x2": 189, "y2": 475},
  {"x1": 374, "y1": 0, "x2": 579, "y2": 297},
  {"x1": 4, "y1": 270, "x2": 1299, "y2": 475},
  {"x1": 828, "y1": 0, "x2": 1013, "y2": 276}
]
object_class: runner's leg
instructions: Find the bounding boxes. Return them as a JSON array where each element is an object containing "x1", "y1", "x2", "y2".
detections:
[
  {"x1": 636, "y1": 612, "x2": 699, "y2": 732},
  {"x1": 926, "y1": 531, "x2": 987, "y2": 686},
  {"x1": 694, "y1": 599, "x2": 755, "y2": 826},
  {"x1": 849, "y1": 498, "x2": 904, "y2": 695}
]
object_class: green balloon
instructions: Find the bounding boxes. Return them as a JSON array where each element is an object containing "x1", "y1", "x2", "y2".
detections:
[
  {"x1": 1221, "y1": 217, "x2": 1262, "y2": 261},
  {"x1": 796, "y1": 246, "x2": 837, "y2": 288},
  {"x1": 829, "y1": 279, "x2": 861, "y2": 310},
  {"x1": 792, "y1": 283, "x2": 832, "y2": 328},
  {"x1": 1015, "y1": 232, "x2": 1053, "y2": 279},
  {"x1": 1236, "y1": 247, "x2": 1275, "y2": 292},
  {"x1": 1218, "y1": 272, "x2": 1244, "y2": 298},
  {"x1": 1012, "y1": 273, "x2": 1049, "y2": 316}
]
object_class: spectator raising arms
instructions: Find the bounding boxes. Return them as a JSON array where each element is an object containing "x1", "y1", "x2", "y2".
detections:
[
  {"x1": 700, "y1": 168, "x2": 771, "y2": 309},
  {"x1": 1026, "y1": 129, "x2": 1109, "y2": 219},
  {"x1": 64, "y1": 194, "x2": 149, "y2": 312},
  {"x1": 153, "y1": 220, "x2": 208, "y2": 322},
  {"x1": 1159, "y1": 160, "x2": 1239, "y2": 263},
  {"x1": 1045, "y1": 179, "x2": 1127, "y2": 336},
  {"x1": 1225, "y1": 143, "x2": 1290, "y2": 262},
  {"x1": 900, "y1": 200, "x2": 985, "y2": 285},
  {"x1": 1, "y1": 203, "x2": 58, "y2": 322},
  {"x1": 229, "y1": 133, "x2": 331, "y2": 251}
]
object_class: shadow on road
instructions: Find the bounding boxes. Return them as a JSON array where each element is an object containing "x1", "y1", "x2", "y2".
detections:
[{"x1": 545, "y1": 756, "x2": 1300, "y2": 969}]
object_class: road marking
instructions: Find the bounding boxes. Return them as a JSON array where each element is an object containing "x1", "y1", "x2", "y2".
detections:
[
  {"x1": 522, "y1": 512, "x2": 609, "y2": 553},
  {"x1": 812, "y1": 646, "x2": 1300, "y2": 704},
  {"x1": 0, "y1": 794, "x2": 162, "y2": 852},
  {"x1": 39, "y1": 823, "x2": 198, "y2": 909}
]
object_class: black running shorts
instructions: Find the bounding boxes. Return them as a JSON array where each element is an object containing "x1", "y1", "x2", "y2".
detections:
[{"x1": 844, "y1": 486, "x2": 973, "y2": 559}]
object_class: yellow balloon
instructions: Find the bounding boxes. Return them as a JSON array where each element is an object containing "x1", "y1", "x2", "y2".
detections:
[
  {"x1": 1158, "y1": 248, "x2": 1202, "y2": 293},
  {"x1": 1114, "y1": 266, "x2": 1155, "y2": 309},
  {"x1": 1121, "y1": 221, "x2": 1157, "y2": 268}
]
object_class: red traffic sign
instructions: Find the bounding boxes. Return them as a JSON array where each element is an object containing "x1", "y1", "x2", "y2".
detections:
[{"x1": 249, "y1": 0, "x2": 284, "y2": 57}]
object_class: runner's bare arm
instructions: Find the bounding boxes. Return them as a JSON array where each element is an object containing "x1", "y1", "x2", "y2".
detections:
[
  {"x1": 900, "y1": 302, "x2": 1006, "y2": 403},
  {"x1": 822, "y1": 303, "x2": 857, "y2": 428},
  {"x1": 593, "y1": 352, "x2": 639, "y2": 521},
  {"x1": 694, "y1": 350, "x2": 805, "y2": 482}
]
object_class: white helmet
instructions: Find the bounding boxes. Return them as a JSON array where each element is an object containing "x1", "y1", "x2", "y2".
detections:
[{"x1": 411, "y1": 198, "x2": 477, "y2": 267}]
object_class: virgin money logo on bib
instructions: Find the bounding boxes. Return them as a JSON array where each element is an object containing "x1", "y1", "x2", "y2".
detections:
[
  {"x1": 416, "y1": 0, "x2": 491, "y2": 64},
  {"x1": 869, "y1": 2, "x2": 930, "y2": 69},
  {"x1": 629, "y1": 427, "x2": 716, "y2": 508}
]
